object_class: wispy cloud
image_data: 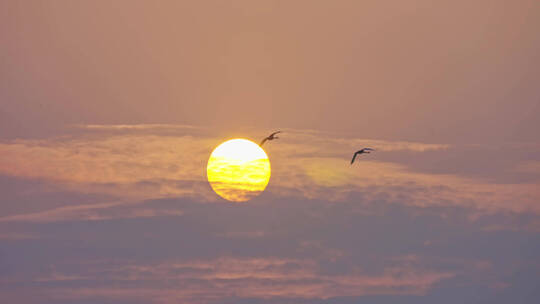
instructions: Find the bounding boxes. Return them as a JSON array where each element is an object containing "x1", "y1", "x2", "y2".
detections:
[
  {"x1": 23, "y1": 257, "x2": 455, "y2": 303},
  {"x1": 77, "y1": 124, "x2": 201, "y2": 130},
  {"x1": 0, "y1": 200, "x2": 183, "y2": 223},
  {"x1": 515, "y1": 161, "x2": 540, "y2": 174},
  {"x1": 0, "y1": 233, "x2": 38, "y2": 240}
]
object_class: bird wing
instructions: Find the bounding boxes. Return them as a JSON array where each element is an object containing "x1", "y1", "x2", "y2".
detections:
[
  {"x1": 260, "y1": 137, "x2": 268, "y2": 146},
  {"x1": 270, "y1": 131, "x2": 281, "y2": 137},
  {"x1": 364, "y1": 148, "x2": 375, "y2": 151},
  {"x1": 351, "y1": 152, "x2": 358, "y2": 164}
]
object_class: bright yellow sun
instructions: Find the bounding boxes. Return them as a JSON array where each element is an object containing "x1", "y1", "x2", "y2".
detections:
[{"x1": 207, "y1": 138, "x2": 271, "y2": 202}]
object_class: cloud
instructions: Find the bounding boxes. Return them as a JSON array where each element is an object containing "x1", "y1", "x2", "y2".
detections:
[
  {"x1": 515, "y1": 161, "x2": 540, "y2": 174},
  {"x1": 0, "y1": 233, "x2": 38, "y2": 240},
  {"x1": 1, "y1": 183, "x2": 538, "y2": 303},
  {"x1": 19, "y1": 257, "x2": 454, "y2": 303},
  {"x1": 0, "y1": 125, "x2": 538, "y2": 223},
  {"x1": 0, "y1": 200, "x2": 183, "y2": 223},
  {"x1": 269, "y1": 155, "x2": 540, "y2": 214},
  {"x1": 0, "y1": 133, "x2": 216, "y2": 201},
  {"x1": 77, "y1": 124, "x2": 200, "y2": 131}
]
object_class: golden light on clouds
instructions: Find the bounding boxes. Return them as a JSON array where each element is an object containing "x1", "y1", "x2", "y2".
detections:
[
  {"x1": 0, "y1": 126, "x2": 538, "y2": 214},
  {"x1": 206, "y1": 139, "x2": 271, "y2": 202}
]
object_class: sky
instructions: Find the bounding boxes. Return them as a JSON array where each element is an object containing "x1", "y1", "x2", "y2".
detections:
[{"x1": 1, "y1": 1, "x2": 540, "y2": 303}]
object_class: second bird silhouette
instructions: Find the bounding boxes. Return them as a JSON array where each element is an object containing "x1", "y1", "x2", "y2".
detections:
[{"x1": 351, "y1": 148, "x2": 375, "y2": 164}]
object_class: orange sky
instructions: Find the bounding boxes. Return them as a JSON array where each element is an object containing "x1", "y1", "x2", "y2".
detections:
[
  {"x1": 2, "y1": 0, "x2": 539, "y2": 142},
  {"x1": 1, "y1": 1, "x2": 540, "y2": 303}
]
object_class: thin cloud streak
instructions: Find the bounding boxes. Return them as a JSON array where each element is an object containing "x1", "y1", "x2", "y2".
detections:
[
  {"x1": 0, "y1": 200, "x2": 184, "y2": 223},
  {"x1": 78, "y1": 124, "x2": 201, "y2": 130},
  {"x1": 18, "y1": 257, "x2": 455, "y2": 303}
]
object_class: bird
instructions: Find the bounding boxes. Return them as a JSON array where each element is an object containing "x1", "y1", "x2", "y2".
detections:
[
  {"x1": 260, "y1": 131, "x2": 281, "y2": 146},
  {"x1": 350, "y1": 148, "x2": 375, "y2": 164}
]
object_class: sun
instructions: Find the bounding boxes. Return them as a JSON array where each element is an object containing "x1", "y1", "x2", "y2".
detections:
[{"x1": 207, "y1": 138, "x2": 271, "y2": 202}]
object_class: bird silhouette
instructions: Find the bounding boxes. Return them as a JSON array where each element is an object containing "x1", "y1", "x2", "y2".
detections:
[
  {"x1": 350, "y1": 148, "x2": 375, "y2": 164},
  {"x1": 260, "y1": 131, "x2": 281, "y2": 147}
]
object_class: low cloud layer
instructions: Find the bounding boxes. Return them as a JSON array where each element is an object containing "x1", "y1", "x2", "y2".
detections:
[
  {"x1": 15, "y1": 256, "x2": 455, "y2": 303},
  {"x1": 0, "y1": 125, "x2": 539, "y2": 303}
]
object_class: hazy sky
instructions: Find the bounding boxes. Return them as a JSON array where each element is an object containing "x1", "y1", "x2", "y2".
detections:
[
  {"x1": 2, "y1": 0, "x2": 540, "y2": 142},
  {"x1": 1, "y1": 1, "x2": 540, "y2": 303}
]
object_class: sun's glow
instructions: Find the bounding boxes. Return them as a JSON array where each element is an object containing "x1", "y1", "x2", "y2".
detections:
[{"x1": 207, "y1": 139, "x2": 271, "y2": 202}]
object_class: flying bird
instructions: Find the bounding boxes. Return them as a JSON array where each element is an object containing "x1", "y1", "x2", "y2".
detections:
[
  {"x1": 260, "y1": 131, "x2": 281, "y2": 147},
  {"x1": 350, "y1": 148, "x2": 375, "y2": 164}
]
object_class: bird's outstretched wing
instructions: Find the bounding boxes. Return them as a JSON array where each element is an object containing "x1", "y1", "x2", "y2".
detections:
[
  {"x1": 260, "y1": 131, "x2": 282, "y2": 146},
  {"x1": 364, "y1": 148, "x2": 375, "y2": 151},
  {"x1": 350, "y1": 152, "x2": 358, "y2": 164}
]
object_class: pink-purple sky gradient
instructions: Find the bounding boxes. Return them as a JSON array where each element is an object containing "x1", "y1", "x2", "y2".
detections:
[{"x1": 1, "y1": 1, "x2": 540, "y2": 303}]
